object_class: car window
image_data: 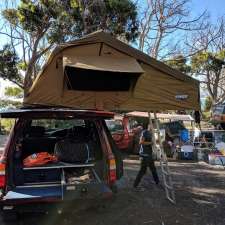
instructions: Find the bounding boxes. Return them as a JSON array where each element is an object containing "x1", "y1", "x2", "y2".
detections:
[
  {"x1": 31, "y1": 119, "x2": 85, "y2": 131},
  {"x1": 105, "y1": 120, "x2": 124, "y2": 133}
]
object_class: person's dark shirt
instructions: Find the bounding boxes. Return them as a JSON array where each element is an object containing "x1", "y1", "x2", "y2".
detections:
[{"x1": 139, "y1": 129, "x2": 153, "y2": 157}]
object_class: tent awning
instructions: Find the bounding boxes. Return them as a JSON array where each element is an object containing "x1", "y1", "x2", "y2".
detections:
[
  {"x1": 126, "y1": 111, "x2": 194, "y2": 121},
  {"x1": 63, "y1": 56, "x2": 144, "y2": 74}
]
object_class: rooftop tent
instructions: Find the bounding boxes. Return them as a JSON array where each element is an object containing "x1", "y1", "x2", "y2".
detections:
[{"x1": 24, "y1": 31, "x2": 200, "y2": 111}]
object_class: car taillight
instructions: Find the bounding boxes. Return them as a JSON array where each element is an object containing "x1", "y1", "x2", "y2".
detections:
[
  {"x1": 0, "y1": 163, "x2": 6, "y2": 188},
  {"x1": 109, "y1": 158, "x2": 117, "y2": 184}
]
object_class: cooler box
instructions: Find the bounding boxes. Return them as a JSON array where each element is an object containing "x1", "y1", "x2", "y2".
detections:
[{"x1": 179, "y1": 145, "x2": 194, "y2": 160}]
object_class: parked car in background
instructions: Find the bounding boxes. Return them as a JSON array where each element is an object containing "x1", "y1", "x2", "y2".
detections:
[
  {"x1": 0, "y1": 108, "x2": 123, "y2": 221},
  {"x1": 106, "y1": 115, "x2": 142, "y2": 154},
  {"x1": 212, "y1": 104, "x2": 225, "y2": 130}
]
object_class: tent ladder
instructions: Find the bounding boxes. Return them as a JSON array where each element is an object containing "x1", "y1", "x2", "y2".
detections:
[{"x1": 148, "y1": 112, "x2": 176, "y2": 204}]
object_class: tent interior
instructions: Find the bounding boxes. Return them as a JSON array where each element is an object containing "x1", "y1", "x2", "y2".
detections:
[{"x1": 24, "y1": 31, "x2": 200, "y2": 111}]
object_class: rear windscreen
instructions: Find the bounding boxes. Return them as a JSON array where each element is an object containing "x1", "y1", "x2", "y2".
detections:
[{"x1": 65, "y1": 66, "x2": 140, "y2": 92}]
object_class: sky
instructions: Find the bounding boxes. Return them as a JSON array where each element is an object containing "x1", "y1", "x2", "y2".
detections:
[
  {"x1": 191, "y1": 0, "x2": 225, "y2": 21},
  {"x1": 0, "y1": 0, "x2": 225, "y2": 99}
]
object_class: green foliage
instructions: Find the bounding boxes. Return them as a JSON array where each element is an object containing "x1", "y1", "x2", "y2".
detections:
[
  {"x1": 102, "y1": 0, "x2": 139, "y2": 41},
  {"x1": 0, "y1": 0, "x2": 139, "y2": 90},
  {"x1": 0, "y1": 119, "x2": 15, "y2": 134},
  {"x1": 191, "y1": 51, "x2": 225, "y2": 75},
  {"x1": 165, "y1": 55, "x2": 191, "y2": 74},
  {"x1": 0, "y1": 45, "x2": 24, "y2": 88},
  {"x1": 2, "y1": 0, "x2": 138, "y2": 43},
  {"x1": 1, "y1": 9, "x2": 19, "y2": 26},
  {"x1": 18, "y1": 61, "x2": 28, "y2": 71},
  {"x1": 0, "y1": 99, "x2": 22, "y2": 108},
  {"x1": 204, "y1": 96, "x2": 212, "y2": 112},
  {"x1": 191, "y1": 50, "x2": 225, "y2": 104},
  {"x1": 4, "y1": 86, "x2": 23, "y2": 98},
  {"x1": 202, "y1": 111, "x2": 211, "y2": 121}
]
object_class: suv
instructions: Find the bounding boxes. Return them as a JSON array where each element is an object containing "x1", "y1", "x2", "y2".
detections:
[{"x1": 0, "y1": 108, "x2": 123, "y2": 220}]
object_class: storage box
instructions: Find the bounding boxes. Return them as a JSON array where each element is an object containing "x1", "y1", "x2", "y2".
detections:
[
  {"x1": 179, "y1": 152, "x2": 194, "y2": 160},
  {"x1": 179, "y1": 145, "x2": 194, "y2": 160}
]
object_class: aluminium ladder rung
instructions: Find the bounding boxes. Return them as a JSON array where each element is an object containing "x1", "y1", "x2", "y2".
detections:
[
  {"x1": 167, "y1": 196, "x2": 176, "y2": 204},
  {"x1": 164, "y1": 183, "x2": 173, "y2": 190},
  {"x1": 162, "y1": 169, "x2": 169, "y2": 176}
]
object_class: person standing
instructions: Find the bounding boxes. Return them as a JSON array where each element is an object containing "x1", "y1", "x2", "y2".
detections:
[{"x1": 133, "y1": 123, "x2": 159, "y2": 188}]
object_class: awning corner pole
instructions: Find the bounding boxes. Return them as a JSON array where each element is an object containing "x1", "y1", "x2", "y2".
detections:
[{"x1": 148, "y1": 112, "x2": 156, "y2": 153}]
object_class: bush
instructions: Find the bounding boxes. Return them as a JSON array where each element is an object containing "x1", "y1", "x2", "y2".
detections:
[{"x1": 0, "y1": 119, "x2": 15, "y2": 134}]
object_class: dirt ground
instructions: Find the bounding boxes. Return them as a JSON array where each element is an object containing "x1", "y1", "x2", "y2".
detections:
[{"x1": 1, "y1": 156, "x2": 224, "y2": 225}]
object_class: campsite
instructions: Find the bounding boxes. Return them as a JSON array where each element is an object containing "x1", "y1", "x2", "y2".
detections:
[
  {"x1": 0, "y1": 1, "x2": 225, "y2": 225},
  {"x1": 0, "y1": 31, "x2": 224, "y2": 225}
]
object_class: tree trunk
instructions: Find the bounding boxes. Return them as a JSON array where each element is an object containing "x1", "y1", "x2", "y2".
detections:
[{"x1": 24, "y1": 69, "x2": 33, "y2": 96}]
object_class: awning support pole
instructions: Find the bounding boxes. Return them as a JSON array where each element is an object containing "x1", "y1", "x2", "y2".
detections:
[{"x1": 148, "y1": 111, "x2": 176, "y2": 204}]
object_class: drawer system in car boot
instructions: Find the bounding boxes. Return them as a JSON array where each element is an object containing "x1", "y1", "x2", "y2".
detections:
[{"x1": 23, "y1": 168, "x2": 61, "y2": 184}]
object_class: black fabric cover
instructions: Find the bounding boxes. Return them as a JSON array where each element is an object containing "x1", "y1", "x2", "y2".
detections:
[
  {"x1": 54, "y1": 139, "x2": 90, "y2": 163},
  {"x1": 22, "y1": 137, "x2": 58, "y2": 159}
]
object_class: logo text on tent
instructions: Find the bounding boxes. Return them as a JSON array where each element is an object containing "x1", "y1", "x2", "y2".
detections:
[{"x1": 175, "y1": 95, "x2": 189, "y2": 100}]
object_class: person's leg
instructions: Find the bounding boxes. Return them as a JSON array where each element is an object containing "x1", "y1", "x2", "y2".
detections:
[
  {"x1": 148, "y1": 159, "x2": 159, "y2": 184},
  {"x1": 133, "y1": 158, "x2": 147, "y2": 188}
]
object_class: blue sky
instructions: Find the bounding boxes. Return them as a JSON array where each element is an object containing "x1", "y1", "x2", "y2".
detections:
[
  {"x1": 192, "y1": 0, "x2": 225, "y2": 21},
  {"x1": 0, "y1": 0, "x2": 224, "y2": 47}
]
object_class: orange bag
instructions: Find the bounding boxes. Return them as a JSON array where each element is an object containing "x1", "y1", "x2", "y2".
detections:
[{"x1": 23, "y1": 152, "x2": 58, "y2": 167}]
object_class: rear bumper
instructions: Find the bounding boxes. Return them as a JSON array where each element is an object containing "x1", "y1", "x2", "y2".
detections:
[
  {"x1": 0, "y1": 198, "x2": 110, "y2": 214},
  {"x1": 0, "y1": 183, "x2": 113, "y2": 210}
]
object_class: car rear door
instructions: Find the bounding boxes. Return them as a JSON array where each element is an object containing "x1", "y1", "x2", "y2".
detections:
[{"x1": 102, "y1": 120, "x2": 123, "y2": 180}]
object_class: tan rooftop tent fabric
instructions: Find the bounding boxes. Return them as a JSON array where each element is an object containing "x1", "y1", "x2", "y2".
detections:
[
  {"x1": 126, "y1": 111, "x2": 194, "y2": 121},
  {"x1": 63, "y1": 56, "x2": 144, "y2": 73},
  {"x1": 24, "y1": 31, "x2": 200, "y2": 111}
]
